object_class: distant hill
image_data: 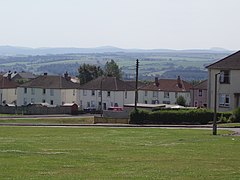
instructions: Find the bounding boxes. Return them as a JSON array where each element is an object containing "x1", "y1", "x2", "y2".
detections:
[{"x1": 0, "y1": 45, "x2": 233, "y2": 56}]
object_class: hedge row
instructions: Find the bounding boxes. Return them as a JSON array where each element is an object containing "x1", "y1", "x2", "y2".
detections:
[{"x1": 129, "y1": 109, "x2": 232, "y2": 125}]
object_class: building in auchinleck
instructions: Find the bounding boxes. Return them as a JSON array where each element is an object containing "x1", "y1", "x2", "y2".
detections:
[
  {"x1": 138, "y1": 76, "x2": 192, "y2": 106},
  {"x1": 207, "y1": 50, "x2": 240, "y2": 112},
  {"x1": 79, "y1": 76, "x2": 135, "y2": 110},
  {"x1": 17, "y1": 73, "x2": 80, "y2": 106}
]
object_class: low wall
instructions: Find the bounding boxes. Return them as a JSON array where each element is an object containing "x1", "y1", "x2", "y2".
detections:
[
  {"x1": 94, "y1": 117, "x2": 129, "y2": 124},
  {"x1": 103, "y1": 109, "x2": 130, "y2": 119},
  {"x1": 0, "y1": 106, "x2": 73, "y2": 115}
]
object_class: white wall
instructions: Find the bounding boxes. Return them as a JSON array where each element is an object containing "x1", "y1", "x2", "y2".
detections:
[
  {"x1": 138, "y1": 90, "x2": 191, "y2": 106},
  {"x1": 208, "y1": 69, "x2": 240, "y2": 111},
  {"x1": 0, "y1": 88, "x2": 17, "y2": 105},
  {"x1": 79, "y1": 89, "x2": 135, "y2": 110},
  {"x1": 17, "y1": 87, "x2": 68, "y2": 106}
]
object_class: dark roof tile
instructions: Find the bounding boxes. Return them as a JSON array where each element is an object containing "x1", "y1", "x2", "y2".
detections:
[
  {"x1": 80, "y1": 76, "x2": 135, "y2": 91},
  {"x1": 140, "y1": 78, "x2": 192, "y2": 92},
  {"x1": 0, "y1": 76, "x2": 19, "y2": 88},
  {"x1": 207, "y1": 50, "x2": 240, "y2": 69},
  {"x1": 20, "y1": 75, "x2": 80, "y2": 89}
]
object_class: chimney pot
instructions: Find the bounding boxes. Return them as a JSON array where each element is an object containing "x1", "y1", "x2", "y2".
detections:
[
  {"x1": 7, "y1": 72, "x2": 12, "y2": 81},
  {"x1": 177, "y1": 76, "x2": 182, "y2": 88},
  {"x1": 155, "y1": 77, "x2": 159, "y2": 87}
]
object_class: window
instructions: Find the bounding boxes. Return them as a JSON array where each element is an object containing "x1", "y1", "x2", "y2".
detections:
[
  {"x1": 163, "y1": 101, "x2": 170, "y2": 104},
  {"x1": 15, "y1": 89, "x2": 17, "y2": 95},
  {"x1": 194, "y1": 101, "x2": 198, "y2": 107},
  {"x1": 83, "y1": 90, "x2": 87, "y2": 96},
  {"x1": 23, "y1": 98, "x2": 27, "y2": 105},
  {"x1": 24, "y1": 88, "x2": 27, "y2": 94},
  {"x1": 91, "y1": 90, "x2": 95, "y2": 96},
  {"x1": 73, "y1": 89, "x2": 75, "y2": 96},
  {"x1": 50, "y1": 89, "x2": 54, "y2": 96},
  {"x1": 87, "y1": 102, "x2": 90, "y2": 107},
  {"x1": 152, "y1": 100, "x2": 159, "y2": 104},
  {"x1": 31, "y1": 98, "x2": 35, "y2": 103},
  {"x1": 91, "y1": 101, "x2": 95, "y2": 107},
  {"x1": 219, "y1": 94, "x2": 230, "y2": 107},
  {"x1": 50, "y1": 100, "x2": 54, "y2": 105},
  {"x1": 98, "y1": 91, "x2": 101, "y2": 97},
  {"x1": 153, "y1": 91, "x2": 158, "y2": 98},
  {"x1": 31, "y1": 88, "x2": 35, "y2": 95},
  {"x1": 175, "y1": 92, "x2": 178, "y2": 98},
  {"x1": 220, "y1": 70, "x2": 230, "y2": 84},
  {"x1": 107, "y1": 91, "x2": 111, "y2": 97},
  {"x1": 144, "y1": 100, "x2": 148, "y2": 104},
  {"x1": 125, "y1": 91, "x2": 127, "y2": 99},
  {"x1": 145, "y1": 91, "x2": 148, "y2": 96},
  {"x1": 164, "y1": 92, "x2": 169, "y2": 98},
  {"x1": 42, "y1": 99, "x2": 46, "y2": 103},
  {"x1": 199, "y1": 90, "x2": 202, "y2": 97},
  {"x1": 43, "y1": 89, "x2": 46, "y2": 94}
]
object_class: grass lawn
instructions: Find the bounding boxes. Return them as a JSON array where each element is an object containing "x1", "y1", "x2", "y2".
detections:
[
  {"x1": 218, "y1": 123, "x2": 240, "y2": 128},
  {"x1": 0, "y1": 127, "x2": 239, "y2": 179},
  {"x1": 0, "y1": 117, "x2": 94, "y2": 124}
]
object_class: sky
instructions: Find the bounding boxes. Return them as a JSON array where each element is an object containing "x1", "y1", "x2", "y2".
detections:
[{"x1": 0, "y1": 0, "x2": 239, "y2": 50}]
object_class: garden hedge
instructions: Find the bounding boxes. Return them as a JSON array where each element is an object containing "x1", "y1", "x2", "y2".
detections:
[{"x1": 129, "y1": 109, "x2": 232, "y2": 125}]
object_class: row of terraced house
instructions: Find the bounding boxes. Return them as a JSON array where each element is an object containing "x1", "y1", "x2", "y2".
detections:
[{"x1": 0, "y1": 50, "x2": 240, "y2": 112}]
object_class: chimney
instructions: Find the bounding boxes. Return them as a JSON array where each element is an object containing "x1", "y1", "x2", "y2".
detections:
[
  {"x1": 64, "y1": 71, "x2": 71, "y2": 81},
  {"x1": 7, "y1": 71, "x2": 12, "y2": 81},
  {"x1": 44, "y1": 73, "x2": 48, "y2": 76},
  {"x1": 177, "y1": 76, "x2": 182, "y2": 88},
  {"x1": 155, "y1": 77, "x2": 159, "y2": 87}
]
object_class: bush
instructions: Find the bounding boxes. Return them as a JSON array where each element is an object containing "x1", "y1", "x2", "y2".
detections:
[
  {"x1": 217, "y1": 112, "x2": 233, "y2": 123},
  {"x1": 232, "y1": 107, "x2": 240, "y2": 122},
  {"x1": 130, "y1": 109, "x2": 215, "y2": 125},
  {"x1": 130, "y1": 109, "x2": 149, "y2": 124},
  {"x1": 176, "y1": 96, "x2": 186, "y2": 106}
]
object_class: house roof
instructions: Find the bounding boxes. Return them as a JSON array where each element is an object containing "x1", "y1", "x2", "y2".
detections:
[
  {"x1": 192, "y1": 80, "x2": 208, "y2": 90},
  {"x1": 20, "y1": 75, "x2": 80, "y2": 89},
  {"x1": 140, "y1": 77, "x2": 192, "y2": 92},
  {"x1": 79, "y1": 76, "x2": 135, "y2": 91},
  {"x1": 3, "y1": 71, "x2": 36, "y2": 79},
  {"x1": 206, "y1": 50, "x2": 240, "y2": 69},
  {"x1": 0, "y1": 76, "x2": 19, "y2": 89},
  {"x1": 124, "y1": 81, "x2": 146, "y2": 89}
]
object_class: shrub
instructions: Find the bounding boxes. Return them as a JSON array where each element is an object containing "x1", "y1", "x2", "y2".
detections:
[
  {"x1": 232, "y1": 107, "x2": 240, "y2": 122},
  {"x1": 176, "y1": 96, "x2": 186, "y2": 106},
  {"x1": 130, "y1": 109, "x2": 149, "y2": 124},
  {"x1": 130, "y1": 109, "x2": 214, "y2": 125}
]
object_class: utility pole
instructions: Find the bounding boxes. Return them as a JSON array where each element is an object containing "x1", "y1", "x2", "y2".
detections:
[
  {"x1": 134, "y1": 59, "x2": 139, "y2": 110},
  {"x1": 213, "y1": 72, "x2": 220, "y2": 135}
]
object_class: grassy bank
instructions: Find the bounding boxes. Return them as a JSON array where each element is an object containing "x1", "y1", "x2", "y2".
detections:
[{"x1": 0, "y1": 127, "x2": 239, "y2": 179}]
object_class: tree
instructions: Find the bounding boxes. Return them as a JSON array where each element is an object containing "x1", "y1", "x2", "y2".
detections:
[
  {"x1": 176, "y1": 95, "x2": 186, "y2": 106},
  {"x1": 104, "y1": 59, "x2": 122, "y2": 79},
  {"x1": 78, "y1": 63, "x2": 103, "y2": 84}
]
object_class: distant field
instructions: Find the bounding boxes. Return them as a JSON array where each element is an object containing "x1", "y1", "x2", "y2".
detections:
[
  {"x1": 0, "y1": 52, "x2": 230, "y2": 80},
  {"x1": 0, "y1": 127, "x2": 239, "y2": 179}
]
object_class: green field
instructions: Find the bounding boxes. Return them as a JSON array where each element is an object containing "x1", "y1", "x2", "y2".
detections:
[{"x1": 0, "y1": 127, "x2": 239, "y2": 179}]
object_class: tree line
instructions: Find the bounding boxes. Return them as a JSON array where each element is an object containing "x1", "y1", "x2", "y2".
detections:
[{"x1": 78, "y1": 59, "x2": 122, "y2": 84}]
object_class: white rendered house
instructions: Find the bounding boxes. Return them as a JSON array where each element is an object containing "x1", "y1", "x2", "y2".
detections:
[
  {"x1": 17, "y1": 73, "x2": 80, "y2": 106},
  {"x1": 79, "y1": 76, "x2": 135, "y2": 110}
]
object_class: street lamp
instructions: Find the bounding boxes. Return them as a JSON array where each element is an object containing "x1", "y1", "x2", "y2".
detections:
[
  {"x1": 100, "y1": 77, "x2": 103, "y2": 117},
  {"x1": 213, "y1": 72, "x2": 220, "y2": 135}
]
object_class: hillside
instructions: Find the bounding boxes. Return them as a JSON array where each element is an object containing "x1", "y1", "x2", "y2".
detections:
[{"x1": 0, "y1": 46, "x2": 232, "y2": 81}]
